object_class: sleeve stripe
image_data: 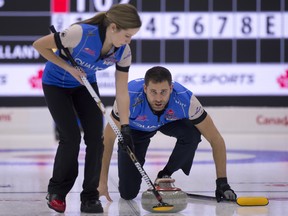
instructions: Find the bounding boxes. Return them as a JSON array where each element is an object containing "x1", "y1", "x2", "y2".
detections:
[
  {"x1": 191, "y1": 110, "x2": 207, "y2": 125},
  {"x1": 116, "y1": 64, "x2": 130, "y2": 72},
  {"x1": 111, "y1": 110, "x2": 120, "y2": 122}
]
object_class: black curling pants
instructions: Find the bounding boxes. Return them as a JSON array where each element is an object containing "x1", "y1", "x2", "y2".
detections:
[
  {"x1": 43, "y1": 83, "x2": 104, "y2": 202},
  {"x1": 118, "y1": 119, "x2": 202, "y2": 200}
]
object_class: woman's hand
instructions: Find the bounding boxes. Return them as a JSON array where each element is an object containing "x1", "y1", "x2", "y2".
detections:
[
  {"x1": 67, "y1": 66, "x2": 86, "y2": 85},
  {"x1": 98, "y1": 183, "x2": 113, "y2": 202}
]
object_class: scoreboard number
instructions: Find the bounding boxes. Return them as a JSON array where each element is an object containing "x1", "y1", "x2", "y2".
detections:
[
  {"x1": 76, "y1": 0, "x2": 130, "y2": 12},
  {"x1": 235, "y1": 13, "x2": 258, "y2": 38}
]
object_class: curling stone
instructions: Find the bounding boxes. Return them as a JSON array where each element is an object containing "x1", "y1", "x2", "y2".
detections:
[{"x1": 141, "y1": 185, "x2": 188, "y2": 213}]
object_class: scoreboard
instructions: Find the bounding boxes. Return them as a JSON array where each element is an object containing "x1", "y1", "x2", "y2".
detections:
[
  {"x1": 0, "y1": 0, "x2": 288, "y2": 106},
  {"x1": 50, "y1": 0, "x2": 288, "y2": 64}
]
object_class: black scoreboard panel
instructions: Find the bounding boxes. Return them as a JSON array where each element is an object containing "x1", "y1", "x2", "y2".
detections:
[
  {"x1": 0, "y1": 0, "x2": 50, "y2": 11},
  {"x1": 1, "y1": 0, "x2": 286, "y2": 64},
  {"x1": 0, "y1": 0, "x2": 50, "y2": 36},
  {"x1": 0, "y1": 17, "x2": 50, "y2": 36},
  {"x1": 0, "y1": 0, "x2": 50, "y2": 63}
]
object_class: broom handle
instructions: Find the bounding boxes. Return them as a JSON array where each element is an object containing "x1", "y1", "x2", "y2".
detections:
[{"x1": 186, "y1": 193, "x2": 232, "y2": 202}]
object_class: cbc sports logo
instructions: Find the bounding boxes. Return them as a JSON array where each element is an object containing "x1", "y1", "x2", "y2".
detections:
[{"x1": 174, "y1": 69, "x2": 288, "y2": 89}]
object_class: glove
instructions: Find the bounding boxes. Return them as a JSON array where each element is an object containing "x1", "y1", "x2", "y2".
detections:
[
  {"x1": 119, "y1": 124, "x2": 135, "y2": 153},
  {"x1": 215, "y1": 177, "x2": 237, "y2": 202}
]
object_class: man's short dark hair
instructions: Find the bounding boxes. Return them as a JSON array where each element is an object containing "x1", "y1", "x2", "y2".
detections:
[{"x1": 144, "y1": 66, "x2": 172, "y2": 86}]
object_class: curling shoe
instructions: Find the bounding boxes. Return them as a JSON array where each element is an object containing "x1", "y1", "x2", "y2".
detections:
[
  {"x1": 46, "y1": 193, "x2": 66, "y2": 213},
  {"x1": 80, "y1": 199, "x2": 103, "y2": 213}
]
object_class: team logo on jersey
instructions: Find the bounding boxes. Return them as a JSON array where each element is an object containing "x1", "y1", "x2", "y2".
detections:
[
  {"x1": 165, "y1": 109, "x2": 178, "y2": 121},
  {"x1": 60, "y1": 32, "x2": 66, "y2": 37},
  {"x1": 87, "y1": 31, "x2": 96, "y2": 36},
  {"x1": 136, "y1": 115, "x2": 148, "y2": 121},
  {"x1": 83, "y1": 48, "x2": 96, "y2": 56}
]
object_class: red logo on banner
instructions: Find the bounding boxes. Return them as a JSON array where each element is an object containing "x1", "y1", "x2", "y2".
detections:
[
  {"x1": 0, "y1": 113, "x2": 11, "y2": 122},
  {"x1": 51, "y1": 0, "x2": 69, "y2": 12},
  {"x1": 256, "y1": 115, "x2": 288, "y2": 127},
  {"x1": 29, "y1": 70, "x2": 43, "y2": 89},
  {"x1": 277, "y1": 70, "x2": 288, "y2": 88}
]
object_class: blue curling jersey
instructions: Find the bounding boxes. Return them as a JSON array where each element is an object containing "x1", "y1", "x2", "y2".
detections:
[
  {"x1": 42, "y1": 24, "x2": 127, "y2": 88},
  {"x1": 116, "y1": 79, "x2": 205, "y2": 132}
]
